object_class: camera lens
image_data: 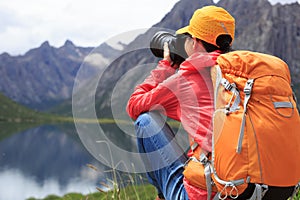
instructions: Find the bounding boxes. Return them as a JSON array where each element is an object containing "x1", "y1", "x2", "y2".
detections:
[
  {"x1": 150, "y1": 31, "x2": 176, "y2": 58},
  {"x1": 150, "y1": 31, "x2": 188, "y2": 65}
]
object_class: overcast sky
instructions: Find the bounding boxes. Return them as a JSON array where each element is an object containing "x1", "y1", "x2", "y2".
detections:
[{"x1": 0, "y1": 0, "x2": 299, "y2": 55}]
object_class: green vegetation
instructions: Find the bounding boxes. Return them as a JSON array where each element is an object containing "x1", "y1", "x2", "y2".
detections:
[
  {"x1": 0, "y1": 122, "x2": 40, "y2": 140},
  {"x1": 0, "y1": 93, "x2": 65, "y2": 123},
  {"x1": 294, "y1": 191, "x2": 300, "y2": 200},
  {"x1": 0, "y1": 93, "x2": 75, "y2": 140},
  {"x1": 26, "y1": 161, "x2": 300, "y2": 200},
  {"x1": 0, "y1": 92, "x2": 132, "y2": 124},
  {"x1": 26, "y1": 184, "x2": 156, "y2": 200}
]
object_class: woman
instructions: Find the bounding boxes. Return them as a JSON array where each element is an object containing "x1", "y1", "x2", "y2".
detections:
[{"x1": 127, "y1": 5, "x2": 234, "y2": 200}]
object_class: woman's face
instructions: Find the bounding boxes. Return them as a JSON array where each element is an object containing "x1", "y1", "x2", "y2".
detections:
[
  {"x1": 184, "y1": 36, "x2": 206, "y2": 57},
  {"x1": 184, "y1": 36, "x2": 194, "y2": 57}
]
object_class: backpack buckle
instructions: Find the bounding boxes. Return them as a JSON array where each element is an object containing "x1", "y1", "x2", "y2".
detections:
[
  {"x1": 221, "y1": 78, "x2": 235, "y2": 91},
  {"x1": 244, "y1": 79, "x2": 254, "y2": 95},
  {"x1": 200, "y1": 153, "x2": 209, "y2": 165}
]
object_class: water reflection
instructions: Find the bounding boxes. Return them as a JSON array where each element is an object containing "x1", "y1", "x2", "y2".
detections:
[
  {"x1": 0, "y1": 123, "x2": 105, "y2": 200},
  {"x1": 0, "y1": 168, "x2": 99, "y2": 200},
  {"x1": 0, "y1": 121, "x2": 188, "y2": 200}
]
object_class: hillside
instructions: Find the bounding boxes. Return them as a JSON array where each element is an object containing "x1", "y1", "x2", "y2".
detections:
[
  {"x1": 0, "y1": 92, "x2": 46, "y2": 122},
  {"x1": 0, "y1": 92, "x2": 72, "y2": 123},
  {"x1": 91, "y1": 0, "x2": 300, "y2": 119}
]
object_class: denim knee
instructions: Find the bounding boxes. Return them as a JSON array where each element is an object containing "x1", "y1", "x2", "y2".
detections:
[
  {"x1": 135, "y1": 112, "x2": 152, "y2": 127},
  {"x1": 134, "y1": 112, "x2": 153, "y2": 138},
  {"x1": 135, "y1": 111, "x2": 170, "y2": 140}
]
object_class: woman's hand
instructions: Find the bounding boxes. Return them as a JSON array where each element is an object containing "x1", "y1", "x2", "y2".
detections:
[
  {"x1": 163, "y1": 42, "x2": 171, "y2": 62},
  {"x1": 163, "y1": 42, "x2": 179, "y2": 69}
]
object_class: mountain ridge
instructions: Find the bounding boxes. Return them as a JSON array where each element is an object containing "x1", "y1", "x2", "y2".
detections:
[
  {"x1": 0, "y1": 40, "x2": 121, "y2": 110},
  {"x1": 0, "y1": 0, "x2": 299, "y2": 113},
  {"x1": 93, "y1": 0, "x2": 300, "y2": 120}
]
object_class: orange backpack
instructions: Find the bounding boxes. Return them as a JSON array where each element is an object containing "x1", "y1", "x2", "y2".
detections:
[{"x1": 183, "y1": 50, "x2": 300, "y2": 199}]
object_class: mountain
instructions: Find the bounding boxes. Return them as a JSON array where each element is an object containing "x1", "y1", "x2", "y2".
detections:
[
  {"x1": 0, "y1": 92, "x2": 50, "y2": 123},
  {"x1": 0, "y1": 40, "x2": 88, "y2": 110},
  {"x1": 92, "y1": 0, "x2": 300, "y2": 120},
  {"x1": 0, "y1": 0, "x2": 299, "y2": 115},
  {"x1": 0, "y1": 40, "x2": 121, "y2": 110},
  {"x1": 219, "y1": 0, "x2": 300, "y2": 81}
]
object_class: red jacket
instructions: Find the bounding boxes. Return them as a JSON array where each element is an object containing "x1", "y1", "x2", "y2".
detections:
[
  {"x1": 127, "y1": 52, "x2": 217, "y2": 152},
  {"x1": 126, "y1": 52, "x2": 218, "y2": 199}
]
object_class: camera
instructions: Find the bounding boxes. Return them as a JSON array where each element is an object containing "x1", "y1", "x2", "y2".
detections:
[{"x1": 150, "y1": 31, "x2": 188, "y2": 65}]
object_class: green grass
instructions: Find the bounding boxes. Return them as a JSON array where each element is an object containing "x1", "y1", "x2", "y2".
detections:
[
  {"x1": 26, "y1": 184, "x2": 157, "y2": 200},
  {"x1": 294, "y1": 191, "x2": 300, "y2": 200}
]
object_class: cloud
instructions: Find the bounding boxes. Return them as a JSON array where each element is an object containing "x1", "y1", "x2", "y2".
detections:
[
  {"x1": 268, "y1": 0, "x2": 299, "y2": 4},
  {"x1": 1, "y1": 0, "x2": 299, "y2": 55},
  {"x1": 0, "y1": 0, "x2": 180, "y2": 55}
]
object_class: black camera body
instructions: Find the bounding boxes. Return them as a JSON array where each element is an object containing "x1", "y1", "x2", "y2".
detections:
[{"x1": 150, "y1": 31, "x2": 188, "y2": 65}]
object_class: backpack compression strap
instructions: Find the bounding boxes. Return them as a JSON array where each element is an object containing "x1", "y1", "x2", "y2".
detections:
[
  {"x1": 237, "y1": 79, "x2": 254, "y2": 153},
  {"x1": 220, "y1": 78, "x2": 241, "y2": 114},
  {"x1": 219, "y1": 75, "x2": 255, "y2": 153}
]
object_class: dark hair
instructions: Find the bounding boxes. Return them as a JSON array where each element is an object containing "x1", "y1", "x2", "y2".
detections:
[{"x1": 198, "y1": 34, "x2": 233, "y2": 53}]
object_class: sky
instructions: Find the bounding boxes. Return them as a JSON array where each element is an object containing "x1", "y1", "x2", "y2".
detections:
[{"x1": 0, "y1": 0, "x2": 299, "y2": 55}]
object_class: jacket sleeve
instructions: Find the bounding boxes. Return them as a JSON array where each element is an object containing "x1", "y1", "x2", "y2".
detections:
[{"x1": 126, "y1": 60, "x2": 180, "y2": 120}]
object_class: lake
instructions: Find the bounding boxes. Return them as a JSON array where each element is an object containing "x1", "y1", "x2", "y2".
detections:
[
  {"x1": 0, "y1": 121, "x2": 188, "y2": 200},
  {"x1": 0, "y1": 123, "x2": 116, "y2": 200}
]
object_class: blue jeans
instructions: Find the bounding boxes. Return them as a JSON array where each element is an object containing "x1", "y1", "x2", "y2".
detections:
[{"x1": 135, "y1": 112, "x2": 189, "y2": 200}]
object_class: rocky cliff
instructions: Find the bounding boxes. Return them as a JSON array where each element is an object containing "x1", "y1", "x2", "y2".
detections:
[{"x1": 93, "y1": 0, "x2": 300, "y2": 119}]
